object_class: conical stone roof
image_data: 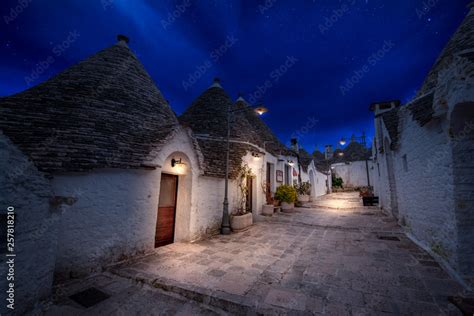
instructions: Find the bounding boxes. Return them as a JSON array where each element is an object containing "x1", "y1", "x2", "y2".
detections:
[
  {"x1": 179, "y1": 82, "x2": 266, "y2": 178},
  {"x1": 418, "y1": 4, "x2": 474, "y2": 96},
  {"x1": 298, "y1": 148, "x2": 313, "y2": 172},
  {"x1": 234, "y1": 96, "x2": 292, "y2": 156},
  {"x1": 0, "y1": 37, "x2": 178, "y2": 173}
]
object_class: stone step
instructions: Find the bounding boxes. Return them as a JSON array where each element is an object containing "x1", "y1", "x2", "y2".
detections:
[{"x1": 107, "y1": 266, "x2": 292, "y2": 315}]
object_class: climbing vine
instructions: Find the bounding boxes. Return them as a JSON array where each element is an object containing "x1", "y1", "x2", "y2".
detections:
[{"x1": 234, "y1": 163, "x2": 254, "y2": 215}]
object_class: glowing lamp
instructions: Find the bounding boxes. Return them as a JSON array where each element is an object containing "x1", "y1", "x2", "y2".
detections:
[
  {"x1": 255, "y1": 106, "x2": 268, "y2": 116},
  {"x1": 171, "y1": 158, "x2": 186, "y2": 174}
]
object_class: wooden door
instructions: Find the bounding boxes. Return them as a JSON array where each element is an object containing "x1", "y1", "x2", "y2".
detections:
[
  {"x1": 245, "y1": 176, "x2": 253, "y2": 212},
  {"x1": 155, "y1": 173, "x2": 178, "y2": 247},
  {"x1": 266, "y1": 163, "x2": 272, "y2": 202}
]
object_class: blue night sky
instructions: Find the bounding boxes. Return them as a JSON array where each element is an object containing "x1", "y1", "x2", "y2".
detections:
[{"x1": 0, "y1": 0, "x2": 470, "y2": 152}]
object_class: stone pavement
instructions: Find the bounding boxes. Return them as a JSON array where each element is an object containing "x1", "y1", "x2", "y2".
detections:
[
  {"x1": 105, "y1": 192, "x2": 467, "y2": 315},
  {"x1": 43, "y1": 192, "x2": 468, "y2": 315},
  {"x1": 39, "y1": 273, "x2": 222, "y2": 315}
]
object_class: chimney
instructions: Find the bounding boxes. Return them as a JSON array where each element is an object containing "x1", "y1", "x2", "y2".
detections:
[
  {"x1": 210, "y1": 77, "x2": 222, "y2": 88},
  {"x1": 291, "y1": 138, "x2": 299, "y2": 152},
  {"x1": 236, "y1": 92, "x2": 245, "y2": 102},
  {"x1": 369, "y1": 100, "x2": 400, "y2": 116},
  {"x1": 117, "y1": 34, "x2": 129, "y2": 47},
  {"x1": 324, "y1": 145, "x2": 333, "y2": 160}
]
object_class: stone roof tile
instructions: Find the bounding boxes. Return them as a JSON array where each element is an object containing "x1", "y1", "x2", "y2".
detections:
[
  {"x1": 0, "y1": 40, "x2": 178, "y2": 173},
  {"x1": 418, "y1": 6, "x2": 474, "y2": 95}
]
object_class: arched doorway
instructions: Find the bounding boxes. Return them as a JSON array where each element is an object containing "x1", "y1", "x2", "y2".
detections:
[
  {"x1": 156, "y1": 151, "x2": 193, "y2": 246},
  {"x1": 451, "y1": 102, "x2": 474, "y2": 277},
  {"x1": 384, "y1": 137, "x2": 399, "y2": 219}
]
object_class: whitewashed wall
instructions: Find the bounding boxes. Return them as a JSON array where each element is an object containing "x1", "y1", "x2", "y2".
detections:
[
  {"x1": 191, "y1": 176, "x2": 240, "y2": 239},
  {"x1": 331, "y1": 160, "x2": 373, "y2": 188},
  {"x1": 372, "y1": 120, "x2": 395, "y2": 214},
  {"x1": 0, "y1": 134, "x2": 58, "y2": 315},
  {"x1": 52, "y1": 128, "x2": 203, "y2": 279},
  {"x1": 394, "y1": 109, "x2": 458, "y2": 269},
  {"x1": 307, "y1": 161, "x2": 329, "y2": 198},
  {"x1": 372, "y1": 51, "x2": 474, "y2": 279},
  {"x1": 52, "y1": 168, "x2": 160, "y2": 280}
]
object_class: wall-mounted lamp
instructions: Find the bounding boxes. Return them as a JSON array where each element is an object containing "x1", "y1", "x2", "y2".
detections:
[
  {"x1": 171, "y1": 158, "x2": 184, "y2": 167},
  {"x1": 171, "y1": 158, "x2": 186, "y2": 174},
  {"x1": 251, "y1": 152, "x2": 261, "y2": 160},
  {"x1": 288, "y1": 160, "x2": 295, "y2": 167}
]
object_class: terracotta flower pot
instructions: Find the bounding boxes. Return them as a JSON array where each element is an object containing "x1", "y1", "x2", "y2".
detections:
[
  {"x1": 281, "y1": 202, "x2": 294, "y2": 212},
  {"x1": 230, "y1": 213, "x2": 253, "y2": 232},
  {"x1": 262, "y1": 204, "x2": 274, "y2": 216}
]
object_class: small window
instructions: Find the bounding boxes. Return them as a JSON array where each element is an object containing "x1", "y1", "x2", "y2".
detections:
[
  {"x1": 402, "y1": 154, "x2": 408, "y2": 172},
  {"x1": 377, "y1": 163, "x2": 380, "y2": 177}
]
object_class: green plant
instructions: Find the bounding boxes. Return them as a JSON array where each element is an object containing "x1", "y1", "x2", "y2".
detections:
[
  {"x1": 274, "y1": 185, "x2": 297, "y2": 203},
  {"x1": 332, "y1": 173, "x2": 344, "y2": 188},
  {"x1": 234, "y1": 164, "x2": 254, "y2": 215},
  {"x1": 261, "y1": 180, "x2": 273, "y2": 205},
  {"x1": 295, "y1": 181, "x2": 311, "y2": 195}
]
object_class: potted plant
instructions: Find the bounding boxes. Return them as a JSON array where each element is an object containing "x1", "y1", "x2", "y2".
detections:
[
  {"x1": 230, "y1": 164, "x2": 254, "y2": 231},
  {"x1": 360, "y1": 186, "x2": 379, "y2": 206},
  {"x1": 332, "y1": 173, "x2": 344, "y2": 192},
  {"x1": 295, "y1": 181, "x2": 311, "y2": 202},
  {"x1": 261, "y1": 181, "x2": 274, "y2": 216},
  {"x1": 274, "y1": 185, "x2": 297, "y2": 212}
]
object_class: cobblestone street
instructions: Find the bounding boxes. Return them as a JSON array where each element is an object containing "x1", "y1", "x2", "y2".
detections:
[{"x1": 47, "y1": 193, "x2": 468, "y2": 315}]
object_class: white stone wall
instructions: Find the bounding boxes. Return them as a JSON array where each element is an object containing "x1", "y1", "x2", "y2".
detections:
[
  {"x1": 307, "y1": 162, "x2": 329, "y2": 198},
  {"x1": 372, "y1": 52, "x2": 474, "y2": 276},
  {"x1": 275, "y1": 155, "x2": 297, "y2": 187},
  {"x1": 52, "y1": 128, "x2": 205, "y2": 279},
  {"x1": 0, "y1": 134, "x2": 57, "y2": 315},
  {"x1": 372, "y1": 120, "x2": 395, "y2": 214},
  {"x1": 394, "y1": 110, "x2": 458, "y2": 269},
  {"x1": 52, "y1": 168, "x2": 161, "y2": 280},
  {"x1": 331, "y1": 160, "x2": 373, "y2": 188}
]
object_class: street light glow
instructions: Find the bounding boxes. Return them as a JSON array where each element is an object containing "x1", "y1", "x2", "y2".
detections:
[{"x1": 255, "y1": 106, "x2": 268, "y2": 116}]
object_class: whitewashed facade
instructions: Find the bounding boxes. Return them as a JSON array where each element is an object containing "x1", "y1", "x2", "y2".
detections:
[{"x1": 371, "y1": 6, "x2": 474, "y2": 285}]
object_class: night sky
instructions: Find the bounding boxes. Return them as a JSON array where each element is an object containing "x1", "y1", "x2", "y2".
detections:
[{"x1": 0, "y1": 0, "x2": 470, "y2": 152}]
